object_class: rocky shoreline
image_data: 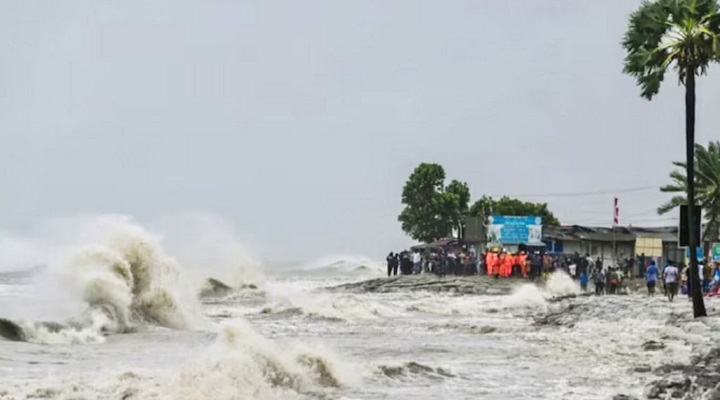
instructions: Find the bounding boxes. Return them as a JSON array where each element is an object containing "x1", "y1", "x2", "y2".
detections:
[
  {"x1": 326, "y1": 274, "x2": 522, "y2": 295},
  {"x1": 633, "y1": 347, "x2": 720, "y2": 400}
]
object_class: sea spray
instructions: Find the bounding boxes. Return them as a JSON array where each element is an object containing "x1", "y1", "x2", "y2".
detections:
[
  {"x1": 502, "y1": 271, "x2": 580, "y2": 312},
  {"x1": 0, "y1": 215, "x2": 207, "y2": 343},
  {"x1": 0, "y1": 230, "x2": 48, "y2": 273},
  {"x1": 544, "y1": 270, "x2": 580, "y2": 297},
  {"x1": 150, "y1": 213, "x2": 265, "y2": 293},
  {"x1": 502, "y1": 284, "x2": 548, "y2": 311},
  {"x1": 170, "y1": 319, "x2": 358, "y2": 399}
]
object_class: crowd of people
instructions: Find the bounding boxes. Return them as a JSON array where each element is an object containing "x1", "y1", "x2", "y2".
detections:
[
  {"x1": 386, "y1": 246, "x2": 720, "y2": 301},
  {"x1": 637, "y1": 259, "x2": 720, "y2": 301},
  {"x1": 386, "y1": 248, "x2": 603, "y2": 281}
]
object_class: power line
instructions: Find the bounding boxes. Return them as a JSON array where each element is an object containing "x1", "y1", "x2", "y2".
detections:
[
  {"x1": 486, "y1": 185, "x2": 660, "y2": 199},
  {"x1": 561, "y1": 216, "x2": 679, "y2": 226}
]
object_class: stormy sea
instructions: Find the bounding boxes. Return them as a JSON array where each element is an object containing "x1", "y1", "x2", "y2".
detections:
[{"x1": 1, "y1": 216, "x2": 719, "y2": 400}]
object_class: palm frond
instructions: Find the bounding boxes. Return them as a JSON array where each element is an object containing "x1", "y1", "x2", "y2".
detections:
[
  {"x1": 658, "y1": 195, "x2": 687, "y2": 215},
  {"x1": 623, "y1": 0, "x2": 720, "y2": 97}
]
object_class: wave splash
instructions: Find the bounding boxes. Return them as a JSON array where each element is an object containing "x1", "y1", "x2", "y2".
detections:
[
  {"x1": 0, "y1": 319, "x2": 359, "y2": 399},
  {"x1": 0, "y1": 215, "x2": 204, "y2": 343},
  {"x1": 170, "y1": 319, "x2": 358, "y2": 399},
  {"x1": 502, "y1": 271, "x2": 580, "y2": 312}
]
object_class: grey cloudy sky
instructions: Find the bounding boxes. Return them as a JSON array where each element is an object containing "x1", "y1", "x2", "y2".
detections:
[{"x1": 2, "y1": 0, "x2": 720, "y2": 262}]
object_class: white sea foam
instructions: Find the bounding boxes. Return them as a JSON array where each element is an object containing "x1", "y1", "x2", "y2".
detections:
[
  {"x1": 170, "y1": 320, "x2": 359, "y2": 399},
  {"x1": 262, "y1": 283, "x2": 402, "y2": 321},
  {"x1": 502, "y1": 271, "x2": 579, "y2": 311},
  {"x1": 502, "y1": 284, "x2": 549, "y2": 311},
  {"x1": 0, "y1": 319, "x2": 358, "y2": 400},
  {"x1": 544, "y1": 270, "x2": 581, "y2": 297}
]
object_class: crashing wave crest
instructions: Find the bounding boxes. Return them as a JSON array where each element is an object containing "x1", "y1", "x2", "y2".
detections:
[{"x1": 0, "y1": 216, "x2": 203, "y2": 343}]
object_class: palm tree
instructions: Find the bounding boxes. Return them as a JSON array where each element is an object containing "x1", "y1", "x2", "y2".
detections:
[
  {"x1": 658, "y1": 141, "x2": 720, "y2": 243},
  {"x1": 623, "y1": 0, "x2": 720, "y2": 318}
]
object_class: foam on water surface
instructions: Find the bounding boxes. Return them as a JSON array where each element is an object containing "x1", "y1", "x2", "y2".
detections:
[{"x1": 3, "y1": 230, "x2": 720, "y2": 399}]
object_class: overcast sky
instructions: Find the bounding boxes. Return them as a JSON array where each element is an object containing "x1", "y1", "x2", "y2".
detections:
[{"x1": 2, "y1": 0, "x2": 720, "y2": 262}]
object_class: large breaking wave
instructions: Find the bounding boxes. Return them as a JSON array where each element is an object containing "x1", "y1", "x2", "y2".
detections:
[
  {"x1": 0, "y1": 319, "x2": 359, "y2": 400},
  {"x1": 0, "y1": 216, "x2": 207, "y2": 343}
]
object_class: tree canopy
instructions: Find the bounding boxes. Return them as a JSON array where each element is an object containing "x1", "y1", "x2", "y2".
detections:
[
  {"x1": 622, "y1": 0, "x2": 720, "y2": 318},
  {"x1": 659, "y1": 141, "x2": 720, "y2": 241},
  {"x1": 469, "y1": 196, "x2": 560, "y2": 226},
  {"x1": 397, "y1": 163, "x2": 470, "y2": 243},
  {"x1": 622, "y1": 0, "x2": 720, "y2": 100}
]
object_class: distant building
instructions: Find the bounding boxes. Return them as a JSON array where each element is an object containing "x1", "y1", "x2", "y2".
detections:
[{"x1": 542, "y1": 225, "x2": 683, "y2": 268}]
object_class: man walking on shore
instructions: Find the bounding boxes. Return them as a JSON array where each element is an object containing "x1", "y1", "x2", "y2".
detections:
[
  {"x1": 646, "y1": 260, "x2": 658, "y2": 295},
  {"x1": 664, "y1": 262, "x2": 679, "y2": 302}
]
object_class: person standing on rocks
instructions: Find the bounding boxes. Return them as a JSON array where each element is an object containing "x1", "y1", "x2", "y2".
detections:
[
  {"x1": 386, "y1": 252, "x2": 395, "y2": 277},
  {"x1": 412, "y1": 251, "x2": 422, "y2": 275}
]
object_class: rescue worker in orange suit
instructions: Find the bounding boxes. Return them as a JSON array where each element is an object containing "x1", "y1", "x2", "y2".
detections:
[
  {"x1": 497, "y1": 253, "x2": 506, "y2": 277},
  {"x1": 503, "y1": 252, "x2": 514, "y2": 278},
  {"x1": 485, "y1": 252, "x2": 495, "y2": 276},
  {"x1": 518, "y1": 252, "x2": 528, "y2": 278}
]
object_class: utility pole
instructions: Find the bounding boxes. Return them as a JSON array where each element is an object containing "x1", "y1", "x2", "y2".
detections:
[{"x1": 613, "y1": 198, "x2": 619, "y2": 265}]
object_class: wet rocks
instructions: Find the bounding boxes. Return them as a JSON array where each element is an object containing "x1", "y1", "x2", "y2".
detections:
[
  {"x1": 0, "y1": 318, "x2": 25, "y2": 341},
  {"x1": 327, "y1": 275, "x2": 520, "y2": 295},
  {"x1": 532, "y1": 301, "x2": 593, "y2": 328},
  {"x1": 642, "y1": 341, "x2": 666, "y2": 351},
  {"x1": 646, "y1": 348, "x2": 720, "y2": 399},
  {"x1": 377, "y1": 361, "x2": 455, "y2": 380},
  {"x1": 646, "y1": 373, "x2": 691, "y2": 399},
  {"x1": 613, "y1": 395, "x2": 639, "y2": 400},
  {"x1": 633, "y1": 365, "x2": 652, "y2": 373},
  {"x1": 199, "y1": 278, "x2": 258, "y2": 298}
]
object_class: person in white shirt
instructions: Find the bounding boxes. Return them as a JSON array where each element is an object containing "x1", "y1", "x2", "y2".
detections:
[
  {"x1": 412, "y1": 251, "x2": 422, "y2": 274},
  {"x1": 664, "y1": 263, "x2": 680, "y2": 301}
]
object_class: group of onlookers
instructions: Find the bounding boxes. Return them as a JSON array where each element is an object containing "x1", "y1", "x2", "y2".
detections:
[
  {"x1": 385, "y1": 248, "x2": 478, "y2": 277},
  {"x1": 385, "y1": 248, "x2": 592, "y2": 280},
  {"x1": 386, "y1": 247, "x2": 720, "y2": 302}
]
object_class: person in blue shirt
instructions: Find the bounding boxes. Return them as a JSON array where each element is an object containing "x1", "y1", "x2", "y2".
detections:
[
  {"x1": 579, "y1": 270, "x2": 589, "y2": 292},
  {"x1": 645, "y1": 260, "x2": 659, "y2": 295}
]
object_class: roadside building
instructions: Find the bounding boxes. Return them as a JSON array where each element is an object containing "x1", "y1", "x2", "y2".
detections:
[{"x1": 543, "y1": 225, "x2": 681, "y2": 271}]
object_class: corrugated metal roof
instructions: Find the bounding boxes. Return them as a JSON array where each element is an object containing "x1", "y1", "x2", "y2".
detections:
[{"x1": 543, "y1": 225, "x2": 677, "y2": 243}]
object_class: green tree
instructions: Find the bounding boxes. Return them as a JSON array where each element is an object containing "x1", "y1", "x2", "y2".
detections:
[
  {"x1": 469, "y1": 196, "x2": 560, "y2": 226},
  {"x1": 658, "y1": 141, "x2": 720, "y2": 242},
  {"x1": 623, "y1": 0, "x2": 720, "y2": 317},
  {"x1": 398, "y1": 163, "x2": 470, "y2": 243}
]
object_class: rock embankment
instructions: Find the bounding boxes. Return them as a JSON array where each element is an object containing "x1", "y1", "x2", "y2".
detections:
[
  {"x1": 327, "y1": 275, "x2": 521, "y2": 295},
  {"x1": 642, "y1": 347, "x2": 720, "y2": 399}
]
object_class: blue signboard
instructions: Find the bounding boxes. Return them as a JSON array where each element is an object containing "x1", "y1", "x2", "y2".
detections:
[
  {"x1": 487, "y1": 215, "x2": 543, "y2": 244},
  {"x1": 685, "y1": 246, "x2": 704, "y2": 261}
]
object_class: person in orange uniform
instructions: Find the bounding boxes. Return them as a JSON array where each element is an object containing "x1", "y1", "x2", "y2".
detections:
[
  {"x1": 502, "y1": 252, "x2": 514, "y2": 278},
  {"x1": 486, "y1": 251, "x2": 495, "y2": 276},
  {"x1": 497, "y1": 252, "x2": 506, "y2": 277},
  {"x1": 518, "y1": 251, "x2": 528, "y2": 278},
  {"x1": 493, "y1": 251, "x2": 502, "y2": 277}
]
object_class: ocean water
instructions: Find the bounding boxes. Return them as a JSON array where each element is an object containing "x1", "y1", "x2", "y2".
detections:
[{"x1": 0, "y1": 217, "x2": 718, "y2": 400}]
